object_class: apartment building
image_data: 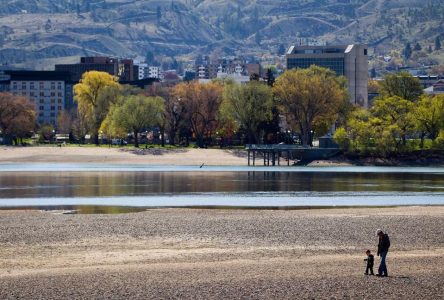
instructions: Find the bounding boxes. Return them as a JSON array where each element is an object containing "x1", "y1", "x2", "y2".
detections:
[{"x1": 5, "y1": 71, "x2": 72, "y2": 125}]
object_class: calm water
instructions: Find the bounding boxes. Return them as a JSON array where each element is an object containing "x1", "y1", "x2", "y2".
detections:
[{"x1": 0, "y1": 164, "x2": 444, "y2": 208}]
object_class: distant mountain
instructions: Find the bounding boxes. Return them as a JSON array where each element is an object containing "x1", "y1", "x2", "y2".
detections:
[{"x1": 0, "y1": 0, "x2": 442, "y2": 70}]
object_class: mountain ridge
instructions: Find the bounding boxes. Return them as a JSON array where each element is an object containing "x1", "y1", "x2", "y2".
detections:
[{"x1": 0, "y1": 0, "x2": 442, "y2": 71}]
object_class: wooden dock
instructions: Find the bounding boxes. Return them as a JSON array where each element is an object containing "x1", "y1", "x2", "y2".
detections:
[{"x1": 245, "y1": 144, "x2": 340, "y2": 166}]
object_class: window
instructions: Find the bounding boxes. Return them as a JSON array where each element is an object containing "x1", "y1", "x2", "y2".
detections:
[
  {"x1": 58, "y1": 106, "x2": 62, "y2": 111},
  {"x1": 39, "y1": 99, "x2": 44, "y2": 104},
  {"x1": 50, "y1": 92, "x2": 56, "y2": 97},
  {"x1": 50, "y1": 112, "x2": 55, "y2": 117},
  {"x1": 51, "y1": 106, "x2": 55, "y2": 111},
  {"x1": 40, "y1": 92, "x2": 45, "y2": 96},
  {"x1": 58, "y1": 99, "x2": 62, "y2": 104},
  {"x1": 39, "y1": 106, "x2": 44, "y2": 110},
  {"x1": 58, "y1": 92, "x2": 62, "y2": 97},
  {"x1": 364, "y1": 49, "x2": 368, "y2": 56},
  {"x1": 51, "y1": 99, "x2": 55, "y2": 104}
]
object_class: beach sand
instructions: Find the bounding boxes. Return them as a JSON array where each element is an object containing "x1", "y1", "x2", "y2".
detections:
[
  {"x1": 0, "y1": 146, "x2": 248, "y2": 166},
  {"x1": 0, "y1": 207, "x2": 443, "y2": 299}
]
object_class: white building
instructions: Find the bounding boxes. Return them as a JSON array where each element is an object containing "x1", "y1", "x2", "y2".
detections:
[{"x1": 135, "y1": 63, "x2": 160, "y2": 79}]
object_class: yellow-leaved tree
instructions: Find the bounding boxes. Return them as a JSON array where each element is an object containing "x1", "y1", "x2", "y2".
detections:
[
  {"x1": 74, "y1": 71, "x2": 121, "y2": 144},
  {"x1": 273, "y1": 65, "x2": 348, "y2": 146}
]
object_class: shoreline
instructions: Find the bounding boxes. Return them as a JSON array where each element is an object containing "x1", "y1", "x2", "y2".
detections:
[{"x1": 1, "y1": 145, "x2": 444, "y2": 167}]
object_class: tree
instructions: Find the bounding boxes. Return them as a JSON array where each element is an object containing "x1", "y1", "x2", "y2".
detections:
[
  {"x1": 273, "y1": 66, "x2": 348, "y2": 146},
  {"x1": 221, "y1": 81, "x2": 273, "y2": 144},
  {"x1": 403, "y1": 42, "x2": 412, "y2": 60},
  {"x1": 379, "y1": 71, "x2": 423, "y2": 102},
  {"x1": 0, "y1": 93, "x2": 36, "y2": 145},
  {"x1": 249, "y1": 73, "x2": 260, "y2": 81},
  {"x1": 266, "y1": 68, "x2": 275, "y2": 87},
  {"x1": 103, "y1": 95, "x2": 165, "y2": 148},
  {"x1": 39, "y1": 123, "x2": 55, "y2": 143},
  {"x1": 428, "y1": 45, "x2": 433, "y2": 54},
  {"x1": 414, "y1": 42, "x2": 422, "y2": 51},
  {"x1": 413, "y1": 95, "x2": 444, "y2": 144},
  {"x1": 74, "y1": 71, "x2": 120, "y2": 145},
  {"x1": 147, "y1": 84, "x2": 183, "y2": 146},
  {"x1": 340, "y1": 108, "x2": 375, "y2": 152},
  {"x1": 436, "y1": 36, "x2": 441, "y2": 51},
  {"x1": 371, "y1": 96, "x2": 415, "y2": 148},
  {"x1": 171, "y1": 81, "x2": 223, "y2": 148},
  {"x1": 368, "y1": 79, "x2": 380, "y2": 94}
]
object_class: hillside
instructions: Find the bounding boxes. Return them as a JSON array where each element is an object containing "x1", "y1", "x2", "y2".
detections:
[{"x1": 0, "y1": 0, "x2": 442, "y2": 71}]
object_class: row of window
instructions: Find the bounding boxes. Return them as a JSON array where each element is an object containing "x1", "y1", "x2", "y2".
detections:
[
  {"x1": 12, "y1": 82, "x2": 63, "y2": 92},
  {"x1": 38, "y1": 112, "x2": 57, "y2": 118},
  {"x1": 29, "y1": 98, "x2": 63, "y2": 104},
  {"x1": 38, "y1": 106, "x2": 62, "y2": 111},
  {"x1": 27, "y1": 92, "x2": 63, "y2": 97},
  {"x1": 287, "y1": 58, "x2": 345, "y2": 76},
  {"x1": 14, "y1": 91, "x2": 63, "y2": 98}
]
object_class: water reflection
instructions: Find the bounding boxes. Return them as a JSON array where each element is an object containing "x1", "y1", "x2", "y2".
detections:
[{"x1": 0, "y1": 171, "x2": 444, "y2": 199}]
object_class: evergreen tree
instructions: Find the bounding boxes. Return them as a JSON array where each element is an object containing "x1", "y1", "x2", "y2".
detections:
[
  {"x1": 435, "y1": 36, "x2": 441, "y2": 51},
  {"x1": 403, "y1": 42, "x2": 412, "y2": 60},
  {"x1": 266, "y1": 68, "x2": 275, "y2": 87},
  {"x1": 428, "y1": 45, "x2": 433, "y2": 53},
  {"x1": 414, "y1": 42, "x2": 422, "y2": 51}
]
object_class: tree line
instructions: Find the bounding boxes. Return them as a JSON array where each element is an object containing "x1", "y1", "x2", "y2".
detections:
[
  {"x1": 71, "y1": 66, "x2": 348, "y2": 148},
  {"x1": 334, "y1": 72, "x2": 444, "y2": 155},
  {"x1": 3, "y1": 67, "x2": 443, "y2": 154}
]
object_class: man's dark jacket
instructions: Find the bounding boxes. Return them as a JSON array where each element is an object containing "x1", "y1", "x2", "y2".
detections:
[{"x1": 377, "y1": 233, "x2": 390, "y2": 255}]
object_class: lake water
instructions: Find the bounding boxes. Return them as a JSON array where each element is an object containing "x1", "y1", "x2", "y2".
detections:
[{"x1": 0, "y1": 164, "x2": 443, "y2": 208}]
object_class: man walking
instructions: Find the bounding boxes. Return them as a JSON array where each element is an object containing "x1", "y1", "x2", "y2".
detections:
[{"x1": 376, "y1": 229, "x2": 390, "y2": 277}]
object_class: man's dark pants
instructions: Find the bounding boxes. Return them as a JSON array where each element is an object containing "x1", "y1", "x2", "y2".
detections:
[{"x1": 378, "y1": 251, "x2": 388, "y2": 276}]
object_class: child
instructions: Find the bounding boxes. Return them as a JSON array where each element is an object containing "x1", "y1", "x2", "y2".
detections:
[{"x1": 364, "y1": 249, "x2": 374, "y2": 275}]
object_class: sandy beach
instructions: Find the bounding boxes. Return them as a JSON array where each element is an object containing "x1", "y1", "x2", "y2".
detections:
[
  {"x1": 0, "y1": 146, "x2": 249, "y2": 166},
  {"x1": 0, "y1": 207, "x2": 443, "y2": 299}
]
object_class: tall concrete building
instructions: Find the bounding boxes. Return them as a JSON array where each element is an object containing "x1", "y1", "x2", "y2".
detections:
[{"x1": 286, "y1": 44, "x2": 368, "y2": 107}]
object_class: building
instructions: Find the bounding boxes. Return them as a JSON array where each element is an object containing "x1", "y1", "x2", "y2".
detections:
[
  {"x1": 415, "y1": 75, "x2": 444, "y2": 89},
  {"x1": 0, "y1": 71, "x2": 10, "y2": 92},
  {"x1": 195, "y1": 57, "x2": 262, "y2": 80},
  {"x1": 286, "y1": 44, "x2": 369, "y2": 107},
  {"x1": 55, "y1": 57, "x2": 138, "y2": 82},
  {"x1": 424, "y1": 79, "x2": 444, "y2": 95},
  {"x1": 4, "y1": 70, "x2": 73, "y2": 125}
]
